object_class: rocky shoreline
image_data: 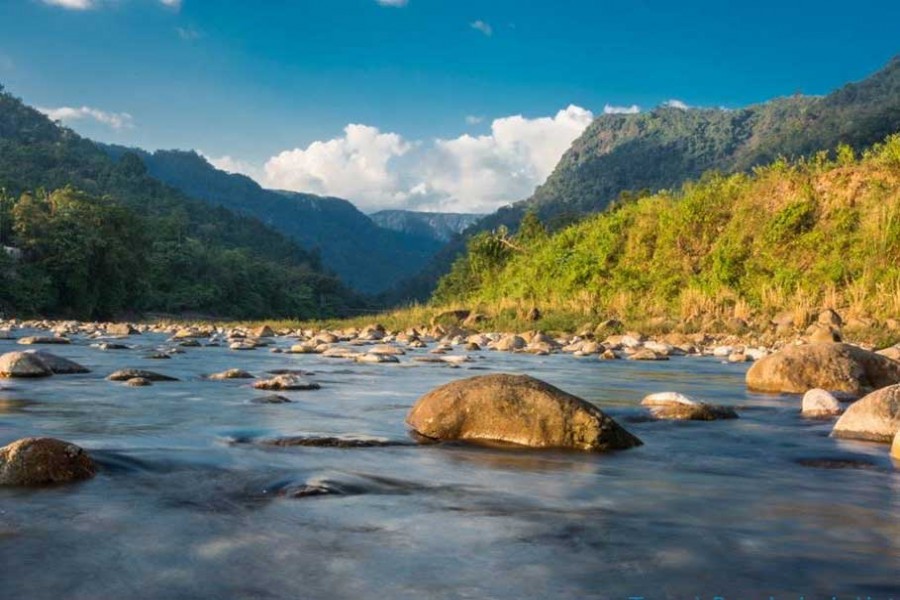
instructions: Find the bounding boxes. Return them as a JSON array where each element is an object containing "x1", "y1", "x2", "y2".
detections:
[{"x1": 1, "y1": 307, "x2": 899, "y2": 486}]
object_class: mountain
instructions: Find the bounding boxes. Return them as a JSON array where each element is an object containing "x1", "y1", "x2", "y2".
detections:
[
  {"x1": 392, "y1": 55, "x2": 900, "y2": 303},
  {"x1": 432, "y1": 133, "x2": 900, "y2": 328},
  {"x1": 100, "y1": 147, "x2": 443, "y2": 295},
  {"x1": 369, "y1": 210, "x2": 483, "y2": 243},
  {"x1": 0, "y1": 84, "x2": 355, "y2": 319}
]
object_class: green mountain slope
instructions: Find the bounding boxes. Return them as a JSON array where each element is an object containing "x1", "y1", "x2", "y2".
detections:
[
  {"x1": 0, "y1": 85, "x2": 355, "y2": 319},
  {"x1": 391, "y1": 55, "x2": 900, "y2": 303},
  {"x1": 101, "y1": 147, "x2": 443, "y2": 294},
  {"x1": 434, "y1": 136, "x2": 900, "y2": 327}
]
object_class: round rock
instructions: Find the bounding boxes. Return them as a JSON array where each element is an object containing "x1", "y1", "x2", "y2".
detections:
[
  {"x1": 0, "y1": 437, "x2": 96, "y2": 486},
  {"x1": 746, "y1": 343, "x2": 900, "y2": 397},
  {"x1": 406, "y1": 373, "x2": 642, "y2": 452},
  {"x1": 0, "y1": 352, "x2": 53, "y2": 378},
  {"x1": 831, "y1": 384, "x2": 900, "y2": 442},
  {"x1": 801, "y1": 388, "x2": 843, "y2": 418}
]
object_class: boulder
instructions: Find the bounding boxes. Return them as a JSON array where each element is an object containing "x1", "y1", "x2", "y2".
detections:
[
  {"x1": 807, "y1": 324, "x2": 842, "y2": 344},
  {"x1": 492, "y1": 335, "x2": 526, "y2": 352},
  {"x1": 628, "y1": 349, "x2": 669, "y2": 361},
  {"x1": 817, "y1": 308, "x2": 843, "y2": 329},
  {"x1": 252, "y1": 325, "x2": 276, "y2": 338},
  {"x1": 252, "y1": 374, "x2": 320, "y2": 391},
  {"x1": 107, "y1": 369, "x2": 178, "y2": 382},
  {"x1": 106, "y1": 323, "x2": 139, "y2": 336},
  {"x1": 208, "y1": 368, "x2": 255, "y2": 380},
  {"x1": 892, "y1": 430, "x2": 900, "y2": 460},
  {"x1": 405, "y1": 373, "x2": 642, "y2": 452},
  {"x1": 801, "y1": 388, "x2": 843, "y2": 417},
  {"x1": 0, "y1": 352, "x2": 53, "y2": 378},
  {"x1": 0, "y1": 437, "x2": 96, "y2": 486},
  {"x1": 17, "y1": 336, "x2": 70, "y2": 345},
  {"x1": 125, "y1": 377, "x2": 152, "y2": 387},
  {"x1": 831, "y1": 384, "x2": 900, "y2": 442},
  {"x1": 251, "y1": 395, "x2": 292, "y2": 404},
  {"x1": 640, "y1": 392, "x2": 738, "y2": 421},
  {"x1": 356, "y1": 353, "x2": 399, "y2": 364},
  {"x1": 26, "y1": 351, "x2": 89, "y2": 374},
  {"x1": 745, "y1": 343, "x2": 900, "y2": 397}
]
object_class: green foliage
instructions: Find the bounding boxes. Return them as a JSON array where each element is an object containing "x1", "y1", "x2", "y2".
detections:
[
  {"x1": 0, "y1": 87, "x2": 357, "y2": 319},
  {"x1": 433, "y1": 134, "x2": 900, "y2": 322}
]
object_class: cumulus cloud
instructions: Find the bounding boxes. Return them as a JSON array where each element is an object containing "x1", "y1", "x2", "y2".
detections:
[
  {"x1": 663, "y1": 99, "x2": 690, "y2": 110},
  {"x1": 203, "y1": 154, "x2": 263, "y2": 181},
  {"x1": 603, "y1": 103, "x2": 640, "y2": 115},
  {"x1": 41, "y1": 0, "x2": 93, "y2": 8},
  {"x1": 375, "y1": 0, "x2": 408, "y2": 6},
  {"x1": 245, "y1": 105, "x2": 594, "y2": 213},
  {"x1": 160, "y1": 0, "x2": 181, "y2": 8},
  {"x1": 470, "y1": 20, "x2": 493, "y2": 36},
  {"x1": 263, "y1": 124, "x2": 412, "y2": 207},
  {"x1": 38, "y1": 106, "x2": 134, "y2": 130}
]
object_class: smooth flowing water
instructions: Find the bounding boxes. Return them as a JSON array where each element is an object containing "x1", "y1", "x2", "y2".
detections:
[{"x1": 0, "y1": 331, "x2": 897, "y2": 599}]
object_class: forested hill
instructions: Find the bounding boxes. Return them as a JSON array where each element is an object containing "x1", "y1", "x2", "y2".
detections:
[
  {"x1": 0, "y1": 85, "x2": 356, "y2": 319},
  {"x1": 102, "y1": 147, "x2": 443, "y2": 294},
  {"x1": 433, "y1": 135, "x2": 900, "y2": 328},
  {"x1": 369, "y1": 210, "x2": 483, "y2": 243},
  {"x1": 390, "y1": 55, "x2": 900, "y2": 303}
]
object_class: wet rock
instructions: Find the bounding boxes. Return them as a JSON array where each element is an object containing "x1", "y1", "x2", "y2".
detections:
[
  {"x1": 229, "y1": 341, "x2": 256, "y2": 351},
  {"x1": 252, "y1": 325, "x2": 276, "y2": 338},
  {"x1": 807, "y1": 324, "x2": 842, "y2": 344},
  {"x1": 492, "y1": 335, "x2": 526, "y2": 352},
  {"x1": 356, "y1": 353, "x2": 400, "y2": 364},
  {"x1": 96, "y1": 342, "x2": 130, "y2": 350},
  {"x1": 832, "y1": 384, "x2": 900, "y2": 442},
  {"x1": 125, "y1": 377, "x2": 152, "y2": 387},
  {"x1": 746, "y1": 343, "x2": 900, "y2": 397},
  {"x1": 406, "y1": 373, "x2": 642, "y2": 452},
  {"x1": 251, "y1": 395, "x2": 292, "y2": 404},
  {"x1": 17, "y1": 336, "x2": 70, "y2": 345},
  {"x1": 628, "y1": 349, "x2": 669, "y2": 361},
  {"x1": 599, "y1": 349, "x2": 618, "y2": 360},
  {"x1": 368, "y1": 344, "x2": 405, "y2": 356},
  {"x1": 795, "y1": 457, "x2": 881, "y2": 470},
  {"x1": 107, "y1": 369, "x2": 179, "y2": 382},
  {"x1": 0, "y1": 352, "x2": 53, "y2": 378},
  {"x1": 208, "y1": 368, "x2": 255, "y2": 380},
  {"x1": 25, "y1": 351, "x2": 89, "y2": 375},
  {"x1": 640, "y1": 392, "x2": 738, "y2": 421},
  {"x1": 801, "y1": 388, "x2": 843, "y2": 418},
  {"x1": 178, "y1": 340, "x2": 202, "y2": 348},
  {"x1": 0, "y1": 437, "x2": 96, "y2": 486},
  {"x1": 892, "y1": 430, "x2": 900, "y2": 460},
  {"x1": 144, "y1": 352, "x2": 171, "y2": 360},
  {"x1": 262, "y1": 436, "x2": 406, "y2": 448},
  {"x1": 465, "y1": 342, "x2": 481, "y2": 352},
  {"x1": 252, "y1": 374, "x2": 320, "y2": 391}
]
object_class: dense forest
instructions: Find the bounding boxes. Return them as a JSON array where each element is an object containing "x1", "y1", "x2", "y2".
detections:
[
  {"x1": 102, "y1": 147, "x2": 444, "y2": 294},
  {"x1": 393, "y1": 55, "x2": 900, "y2": 302},
  {"x1": 0, "y1": 85, "x2": 356, "y2": 319},
  {"x1": 433, "y1": 136, "x2": 900, "y2": 327}
]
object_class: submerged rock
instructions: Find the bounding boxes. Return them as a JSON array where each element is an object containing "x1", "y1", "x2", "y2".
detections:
[
  {"x1": 640, "y1": 392, "x2": 738, "y2": 421},
  {"x1": 801, "y1": 388, "x2": 843, "y2": 418},
  {"x1": 745, "y1": 343, "x2": 900, "y2": 397},
  {"x1": 831, "y1": 384, "x2": 900, "y2": 442},
  {"x1": 0, "y1": 437, "x2": 96, "y2": 486},
  {"x1": 628, "y1": 349, "x2": 669, "y2": 361},
  {"x1": 0, "y1": 352, "x2": 53, "y2": 378},
  {"x1": 262, "y1": 436, "x2": 406, "y2": 448},
  {"x1": 107, "y1": 369, "x2": 179, "y2": 382},
  {"x1": 251, "y1": 395, "x2": 292, "y2": 404},
  {"x1": 17, "y1": 336, "x2": 70, "y2": 345},
  {"x1": 406, "y1": 373, "x2": 641, "y2": 452},
  {"x1": 252, "y1": 374, "x2": 320, "y2": 391}
]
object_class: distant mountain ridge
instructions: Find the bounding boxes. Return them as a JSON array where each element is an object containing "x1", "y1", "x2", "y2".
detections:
[
  {"x1": 100, "y1": 147, "x2": 443, "y2": 294},
  {"x1": 369, "y1": 210, "x2": 483, "y2": 242},
  {"x1": 389, "y1": 55, "x2": 900, "y2": 303}
]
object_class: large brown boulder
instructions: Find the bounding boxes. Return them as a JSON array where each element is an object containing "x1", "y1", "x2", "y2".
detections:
[
  {"x1": 26, "y1": 351, "x2": 89, "y2": 374},
  {"x1": 746, "y1": 343, "x2": 900, "y2": 397},
  {"x1": 0, "y1": 352, "x2": 53, "y2": 378},
  {"x1": 892, "y1": 430, "x2": 900, "y2": 460},
  {"x1": 406, "y1": 374, "x2": 641, "y2": 452},
  {"x1": 831, "y1": 384, "x2": 900, "y2": 442},
  {"x1": 0, "y1": 437, "x2": 96, "y2": 486}
]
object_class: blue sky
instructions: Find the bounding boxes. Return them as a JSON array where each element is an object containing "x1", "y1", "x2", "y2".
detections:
[{"x1": 1, "y1": 0, "x2": 898, "y2": 213}]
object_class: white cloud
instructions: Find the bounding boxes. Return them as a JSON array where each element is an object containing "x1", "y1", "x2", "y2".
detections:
[
  {"x1": 603, "y1": 103, "x2": 640, "y2": 115},
  {"x1": 160, "y1": 0, "x2": 181, "y2": 8},
  {"x1": 470, "y1": 20, "x2": 493, "y2": 36},
  {"x1": 248, "y1": 105, "x2": 593, "y2": 213},
  {"x1": 38, "y1": 106, "x2": 134, "y2": 130},
  {"x1": 375, "y1": 0, "x2": 408, "y2": 6},
  {"x1": 203, "y1": 154, "x2": 263, "y2": 181},
  {"x1": 663, "y1": 99, "x2": 690, "y2": 110},
  {"x1": 263, "y1": 124, "x2": 412, "y2": 207},
  {"x1": 465, "y1": 115, "x2": 484, "y2": 125},
  {"x1": 41, "y1": 0, "x2": 94, "y2": 8}
]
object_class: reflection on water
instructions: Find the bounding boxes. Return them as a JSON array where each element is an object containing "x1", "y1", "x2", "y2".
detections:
[{"x1": 0, "y1": 330, "x2": 897, "y2": 599}]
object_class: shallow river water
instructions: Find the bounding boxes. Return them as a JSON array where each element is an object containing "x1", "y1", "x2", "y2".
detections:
[{"x1": 0, "y1": 331, "x2": 898, "y2": 599}]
